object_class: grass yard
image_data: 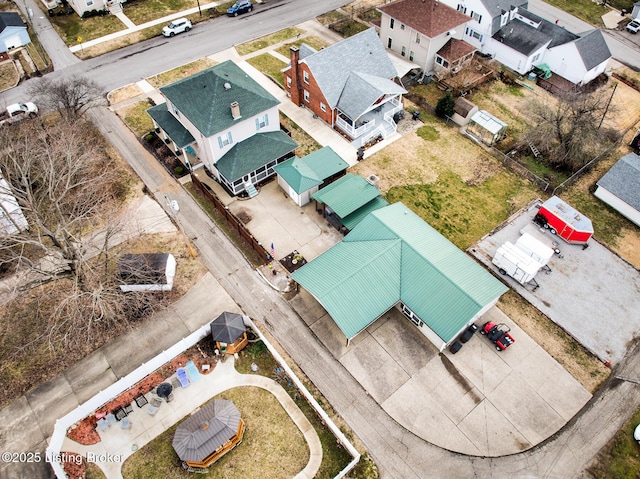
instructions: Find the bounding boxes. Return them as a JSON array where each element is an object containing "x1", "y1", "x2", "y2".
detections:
[
  {"x1": 541, "y1": 0, "x2": 612, "y2": 26},
  {"x1": 108, "y1": 84, "x2": 144, "y2": 105},
  {"x1": 274, "y1": 35, "x2": 330, "y2": 57},
  {"x1": 279, "y1": 112, "x2": 322, "y2": 157},
  {"x1": 117, "y1": 100, "x2": 155, "y2": 137},
  {"x1": 246, "y1": 53, "x2": 286, "y2": 88},
  {"x1": 49, "y1": 13, "x2": 125, "y2": 45},
  {"x1": 121, "y1": 386, "x2": 308, "y2": 479},
  {"x1": 316, "y1": 10, "x2": 347, "y2": 26},
  {"x1": 147, "y1": 58, "x2": 216, "y2": 88},
  {"x1": 0, "y1": 62, "x2": 19, "y2": 92},
  {"x1": 122, "y1": 0, "x2": 199, "y2": 24},
  {"x1": 586, "y1": 406, "x2": 640, "y2": 479},
  {"x1": 76, "y1": 24, "x2": 165, "y2": 59},
  {"x1": 235, "y1": 27, "x2": 305, "y2": 56}
]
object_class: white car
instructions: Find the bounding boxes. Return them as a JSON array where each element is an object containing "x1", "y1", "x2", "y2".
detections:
[
  {"x1": 162, "y1": 18, "x2": 192, "y2": 37},
  {"x1": 0, "y1": 102, "x2": 38, "y2": 126},
  {"x1": 627, "y1": 20, "x2": 640, "y2": 34}
]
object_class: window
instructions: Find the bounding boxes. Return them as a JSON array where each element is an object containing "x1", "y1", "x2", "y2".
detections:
[
  {"x1": 320, "y1": 102, "x2": 326, "y2": 112},
  {"x1": 415, "y1": 33, "x2": 420, "y2": 44},
  {"x1": 465, "y1": 27, "x2": 483, "y2": 41},
  {"x1": 435, "y1": 56, "x2": 449, "y2": 68},
  {"x1": 532, "y1": 53, "x2": 540, "y2": 62},
  {"x1": 171, "y1": 104, "x2": 180, "y2": 118},
  {"x1": 86, "y1": 0, "x2": 93, "y2": 5},
  {"x1": 457, "y1": 4, "x2": 466, "y2": 14},
  {"x1": 390, "y1": 18, "x2": 394, "y2": 29},
  {"x1": 409, "y1": 50, "x2": 414, "y2": 61},
  {"x1": 303, "y1": 89, "x2": 309, "y2": 102},
  {"x1": 400, "y1": 24, "x2": 405, "y2": 30},
  {"x1": 303, "y1": 70, "x2": 309, "y2": 84},
  {"x1": 401, "y1": 46, "x2": 406, "y2": 57},
  {"x1": 255, "y1": 114, "x2": 269, "y2": 130},
  {"x1": 388, "y1": 37, "x2": 392, "y2": 48},
  {"x1": 500, "y1": 13, "x2": 508, "y2": 26},
  {"x1": 217, "y1": 132, "x2": 233, "y2": 148},
  {"x1": 472, "y1": 11, "x2": 482, "y2": 23},
  {"x1": 286, "y1": 76, "x2": 291, "y2": 88}
]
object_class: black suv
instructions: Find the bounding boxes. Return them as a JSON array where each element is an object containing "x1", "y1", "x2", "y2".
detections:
[{"x1": 227, "y1": 0, "x2": 252, "y2": 16}]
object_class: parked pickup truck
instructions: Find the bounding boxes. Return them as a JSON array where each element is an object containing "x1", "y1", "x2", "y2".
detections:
[{"x1": 0, "y1": 102, "x2": 38, "y2": 126}]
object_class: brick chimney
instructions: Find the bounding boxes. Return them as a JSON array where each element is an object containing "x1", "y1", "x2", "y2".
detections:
[
  {"x1": 288, "y1": 46, "x2": 302, "y2": 106},
  {"x1": 230, "y1": 101, "x2": 241, "y2": 120}
]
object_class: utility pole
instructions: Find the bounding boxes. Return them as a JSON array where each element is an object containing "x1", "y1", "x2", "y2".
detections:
[{"x1": 598, "y1": 82, "x2": 617, "y2": 130}]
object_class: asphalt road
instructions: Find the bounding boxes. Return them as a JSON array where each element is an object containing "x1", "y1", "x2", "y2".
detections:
[{"x1": 3, "y1": 2, "x2": 640, "y2": 478}]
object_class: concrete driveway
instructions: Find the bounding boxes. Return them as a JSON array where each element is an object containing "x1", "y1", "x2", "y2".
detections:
[{"x1": 470, "y1": 200, "x2": 640, "y2": 365}]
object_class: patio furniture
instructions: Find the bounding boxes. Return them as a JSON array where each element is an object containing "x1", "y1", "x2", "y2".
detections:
[
  {"x1": 171, "y1": 376, "x2": 181, "y2": 389},
  {"x1": 96, "y1": 418, "x2": 109, "y2": 432},
  {"x1": 134, "y1": 394, "x2": 148, "y2": 408},
  {"x1": 165, "y1": 391, "x2": 175, "y2": 403},
  {"x1": 105, "y1": 413, "x2": 117, "y2": 426},
  {"x1": 146, "y1": 404, "x2": 159, "y2": 416},
  {"x1": 185, "y1": 361, "x2": 201, "y2": 382},
  {"x1": 176, "y1": 367, "x2": 190, "y2": 387},
  {"x1": 121, "y1": 418, "x2": 132, "y2": 430},
  {"x1": 156, "y1": 382, "x2": 173, "y2": 399},
  {"x1": 114, "y1": 408, "x2": 127, "y2": 421},
  {"x1": 123, "y1": 403, "x2": 134, "y2": 415},
  {"x1": 149, "y1": 396, "x2": 162, "y2": 408}
]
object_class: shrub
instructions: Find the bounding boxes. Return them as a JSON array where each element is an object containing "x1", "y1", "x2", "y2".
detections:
[
  {"x1": 435, "y1": 92, "x2": 455, "y2": 119},
  {"x1": 174, "y1": 166, "x2": 184, "y2": 175}
]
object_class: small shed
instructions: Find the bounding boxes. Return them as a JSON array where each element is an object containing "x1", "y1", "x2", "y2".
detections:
[
  {"x1": 117, "y1": 253, "x2": 176, "y2": 292},
  {"x1": 172, "y1": 399, "x2": 245, "y2": 470},
  {"x1": 0, "y1": 12, "x2": 29, "y2": 52},
  {"x1": 594, "y1": 152, "x2": 640, "y2": 227},
  {"x1": 451, "y1": 97, "x2": 478, "y2": 126},
  {"x1": 273, "y1": 146, "x2": 348, "y2": 206},
  {"x1": 210, "y1": 312, "x2": 248, "y2": 355},
  {"x1": 466, "y1": 110, "x2": 507, "y2": 146},
  {"x1": 311, "y1": 173, "x2": 388, "y2": 232},
  {"x1": 535, "y1": 196, "x2": 593, "y2": 245}
]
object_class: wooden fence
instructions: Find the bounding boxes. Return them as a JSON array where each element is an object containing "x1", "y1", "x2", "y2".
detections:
[{"x1": 191, "y1": 174, "x2": 269, "y2": 264}]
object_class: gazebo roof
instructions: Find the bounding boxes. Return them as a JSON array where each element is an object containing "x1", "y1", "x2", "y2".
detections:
[
  {"x1": 210, "y1": 312, "x2": 246, "y2": 343},
  {"x1": 172, "y1": 399, "x2": 241, "y2": 463}
]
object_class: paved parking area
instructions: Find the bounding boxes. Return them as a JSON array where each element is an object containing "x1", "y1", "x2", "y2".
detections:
[
  {"x1": 470, "y1": 200, "x2": 640, "y2": 365},
  {"x1": 290, "y1": 290, "x2": 591, "y2": 456}
]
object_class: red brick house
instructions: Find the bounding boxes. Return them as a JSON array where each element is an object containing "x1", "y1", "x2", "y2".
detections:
[{"x1": 283, "y1": 28, "x2": 406, "y2": 146}]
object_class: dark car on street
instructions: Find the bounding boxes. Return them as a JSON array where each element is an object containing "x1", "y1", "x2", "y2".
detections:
[{"x1": 227, "y1": 0, "x2": 253, "y2": 16}]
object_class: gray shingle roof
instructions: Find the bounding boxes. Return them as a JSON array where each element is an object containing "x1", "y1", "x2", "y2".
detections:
[
  {"x1": 597, "y1": 153, "x2": 640, "y2": 211},
  {"x1": 302, "y1": 28, "x2": 398, "y2": 109},
  {"x1": 337, "y1": 71, "x2": 406, "y2": 121},
  {"x1": 0, "y1": 12, "x2": 26, "y2": 32},
  {"x1": 160, "y1": 60, "x2": 279, "y2": 137},
  {"x1": 517, "y1": 9, "x2": 577, "y2": 48},
  {"x1": 493, "y1": 19, "x2": 551, "y2": 56},
  {"x1": 575, "y1": 29, "x2": 611, "y2": 70},
  {"x1": 479, "y1": 0, "x2": 527, "y2": 16},
  {"x1": 298, "y1": 43, "x2": 317, "y2": 60}
]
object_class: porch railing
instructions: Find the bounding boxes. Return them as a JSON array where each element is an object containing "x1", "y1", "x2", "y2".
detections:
[{"x1": 336, "y1": 115, "x2": 376, "y2": 138}]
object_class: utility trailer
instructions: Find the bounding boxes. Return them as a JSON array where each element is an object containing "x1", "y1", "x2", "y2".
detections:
[
  {"x1": 515, "y1": 233, "x2": 555, "y2": 272},
  {"x1": 534, "y1": 196, "x2": 593, "y2": 246},
  {"x1": 493, "y1": 242, "x2": 543, "y2": 289}
]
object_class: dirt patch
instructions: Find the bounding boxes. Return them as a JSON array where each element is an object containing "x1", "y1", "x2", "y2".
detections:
[
  {"x1": 235, "y1": 208, "x2": 252, "y2": 224},
  {"x1": 602, "y1": 75, "x2": 640, "y2": 131},
  {"x1": 108, "y1": 84, "x2": 144, "y2": 106},
  {"x1": 610, "y1": 227, "x2": 640, "y2": 270}
]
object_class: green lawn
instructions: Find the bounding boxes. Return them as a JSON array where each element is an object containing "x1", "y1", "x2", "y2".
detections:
[
  {"x1": 147, "y1": 58, "x2": 217, "y2": 88},
  {"x1": 123, "y1": 0, "x2": 199, "y2": 24},
  {"x1": 50, "y1": 13, "x2": 125, "y2": 44},
  {"x1": 122, "y1": 100, "x2": 155, "y2": 137},
  {"x1": 235, "y1": 27, "x2": 305, "y2": 56},
  {"x1": 386, "y1": 169, "x2": 538, "y2": 249},
  {"x1": 246, "y1": 53, "x2": 286, "y2": 88},
  {"x1": 274, "y1": 35, "x2": 330, "y2": 57},
  {"x1": 542, "y1": 0, "x2": 612, "y2": 26}
]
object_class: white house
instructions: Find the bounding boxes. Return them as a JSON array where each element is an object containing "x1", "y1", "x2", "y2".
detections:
[
  {"x1": 148, "y1": 61, "x2": 298, "y2": 196},
  {"x1": 378, "y1": 0, "x2": 476, "y2": 74},
  {"x1": 594, "y1": 152, "x2": 640, "y2": 227},
  {"x1": 0, "y1": 12, "x2": 29, "y2": 52}
]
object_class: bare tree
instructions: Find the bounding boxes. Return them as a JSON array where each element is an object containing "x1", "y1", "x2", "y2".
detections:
[
  {"x1": 0, "y1": 120, "x2": 162, "y2": 346},
  {"x1": 524, "y1": 88, "x2": 619, "y2": 172},
  {"x1": 28, "y1": 75, "x2": 104, "y2": 121}
]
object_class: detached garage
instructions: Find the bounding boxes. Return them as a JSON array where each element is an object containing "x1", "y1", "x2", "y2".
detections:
[
  {"x1": 291, "y1": 202, "x2": 507, "y2": 351},
  {"x1": 594, "y1": 152, "x2": 640, "y2": 227},
  {"x1": 0, "y1": 12, "x2": 29, "y2": 52}
]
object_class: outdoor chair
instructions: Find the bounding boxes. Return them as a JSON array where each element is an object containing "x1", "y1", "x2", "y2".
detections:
[
  {"x1": 134, "y1": 394, "x2": 148, "y2": 408},
  {"x1": 96, "y1": 418, "x2": 109, "y2": 432},
  {"x1": 165, "y1": 391, "x2": 175, "y2": 403},
  {"x1": 185, "y1": 361, "x2": 201, "y2": 382},
  {"x1": 123, "y1": 403, "x2": 134, "y2": 415},
  {"x1": 149, "y1": 396, "x2": 162, "y2": 408},
  {"x1": 171, "y1": 376, "x2": 181, "y2": 389},
  {"x1": 105, "y1": 413, "x2": 117, "y2": 426},
  {"x1": 176, "y1": 367, "x2": 190, "y2": 387},
  {"x1": 120, "y1": 417, "x2": 132, "y2": 430},
  {"x1": 114, "y1": 407, "x2": 127, "y2": 421}
]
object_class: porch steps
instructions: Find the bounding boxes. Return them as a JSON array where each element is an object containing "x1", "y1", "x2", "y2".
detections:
[{"x1": 244, "y1": 182, "x2": 258, "y2": 198}]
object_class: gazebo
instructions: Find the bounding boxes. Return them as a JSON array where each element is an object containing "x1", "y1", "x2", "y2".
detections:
[
  {"x1": 172, "y1": 399, "x2": 245, "y2": 470},
  {"x1": 210, "y1": 312, "x2": 248, "y2": 355}
]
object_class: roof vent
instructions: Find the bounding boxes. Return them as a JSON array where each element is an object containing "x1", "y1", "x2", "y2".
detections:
[
  {"x1": 367, "y1": 174, "x2": 381, "y2": 189},
  {"x1": 224, "y1": 82, "x2": 231, "y2": 90}
]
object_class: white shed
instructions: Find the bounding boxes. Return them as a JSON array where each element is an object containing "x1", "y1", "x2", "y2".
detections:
[{"x1": 594, "y1": 152, "x2": 640, "y2": 227}]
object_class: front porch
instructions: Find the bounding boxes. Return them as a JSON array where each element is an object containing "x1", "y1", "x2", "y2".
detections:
[{"x1": 335, "y1": 97, "x2": 404, "y2": 147}]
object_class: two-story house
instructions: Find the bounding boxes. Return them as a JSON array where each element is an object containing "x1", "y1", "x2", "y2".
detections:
[
  {"x1": 283, "y1": 28, "x2": 406, "y2": 146},
  {"x1": 378, "y1": 0, "x2": 477, "y2": 75},
  {"x1": 148, "y1": 60, "x2": 298, "y2": 196}
]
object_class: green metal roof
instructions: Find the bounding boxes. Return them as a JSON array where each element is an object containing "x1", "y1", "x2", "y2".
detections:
[
  {"x1": 273, "y1": 146, "x2": 348, "y2": 194},
  {"x1": 311, "y1": 173, "x2": 381, "y2": 218},
  {"x1": 160, "y1": 60, "x2": 280, "y2": 137},
  {"x1": 215, "y1": 130, "x2": 298, "y2": 183},
  {"x1": 340, "y1": 196, "x2": 388, "y2": 231},
  {"x1": 147, "y1": 103, "x2": 195, "y2": 148},
  {"x1": 292, "y1": 202, "x2": 507, "y2": 342}
]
